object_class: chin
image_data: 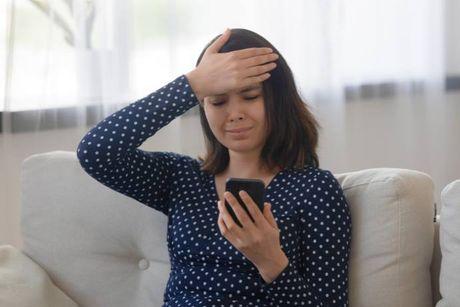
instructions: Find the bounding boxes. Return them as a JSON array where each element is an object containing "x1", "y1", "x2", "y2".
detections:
[{"x1": 225, "y1": 141, "x2": 260, "y2": 152}]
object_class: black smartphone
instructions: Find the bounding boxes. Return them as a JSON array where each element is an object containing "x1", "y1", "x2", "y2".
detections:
[{"x1": 225, "y1": 178, "x2": 265, "y2": 227}]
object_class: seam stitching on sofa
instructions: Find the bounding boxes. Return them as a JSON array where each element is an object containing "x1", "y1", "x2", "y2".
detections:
[{"x1": 340, "y1": 178, "x2": 395, "y2": 191}]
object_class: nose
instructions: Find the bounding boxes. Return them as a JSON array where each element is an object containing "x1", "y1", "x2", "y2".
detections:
[
  {"x1": 230, "y1": 116, "x2": 244, "y2": 123},
  {"x1": 228, "y1": 109, "x2": 245, "y2": 123},
  {"x1": 226, "y1": 98, "x2": 246, "y2": 122}
]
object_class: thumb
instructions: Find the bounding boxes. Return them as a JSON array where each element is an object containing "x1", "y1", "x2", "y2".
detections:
[
  {"x1": 205, "y1": 28, "x2": 231, "y2": 55},
  {"x1": 264, "y1": 203, "x2": 279, "y2": 230}
]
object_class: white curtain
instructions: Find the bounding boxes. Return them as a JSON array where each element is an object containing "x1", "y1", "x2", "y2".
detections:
[
  {"x1": 0, "y1": 0, "x2": 448, "y2": 245},
  {"x1": 1, "y1": 0, "x2": 445, "y2": 129}
]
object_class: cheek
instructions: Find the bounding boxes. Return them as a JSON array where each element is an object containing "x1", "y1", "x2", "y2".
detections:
[
  {"x1": 205, "y1": 112, "x2": 224, "y2": 137},
  {"x1": 254, "y1": 104, "x2": 267, "y2": 130}
]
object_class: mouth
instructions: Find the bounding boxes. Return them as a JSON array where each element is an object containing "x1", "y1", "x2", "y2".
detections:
[{"x1": 226, "y1": 127, "x2": 252, "y2": 134}]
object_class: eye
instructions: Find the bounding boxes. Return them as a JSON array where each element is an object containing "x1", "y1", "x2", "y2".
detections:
[{"x1": 211, "y1": 95, "x2": 259, "y2": 106}]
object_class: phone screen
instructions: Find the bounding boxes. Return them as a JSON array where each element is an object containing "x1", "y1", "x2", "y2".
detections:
[{"x1": 225, "y1": 178, "x2": 265, "y2": 227}]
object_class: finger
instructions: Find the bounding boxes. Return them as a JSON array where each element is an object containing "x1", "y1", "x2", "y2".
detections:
[
  {"x1": 242, "y1": 52, "x2": 279, "y2": 69},
  {"x1": 224, "y1": 192, "x2": 252, "y2": 229},
  {"x1": 232, "y1": 47, "x2": 274, "y2": 59},
  {"x1": 241, "y1": 62, "x2": 277, "y2": 80},
  {"x1": 218, "y1": 201, "x2": 232, "y2": 230},
  {"x1": 238, "y1": 190, "x2": 264, "y2": 226},
  {"x1": 205, "y1": 28, "x2": 231, "y2": 55},
  {"x1": 218, "y1": 212, "x2": 239, "y2": 243},
  {"x1": 218, "y1": 200, "x2": 244, "y2": 236},
  {"x1": 239, "y1": 74, "x2": 272, "y2": 89},
  {"x1": 264, "y1": 203, "x2": 279, "y2": 230},
  {"x1": 217, "y1": 212, "x2": 229, "y2": 235}
]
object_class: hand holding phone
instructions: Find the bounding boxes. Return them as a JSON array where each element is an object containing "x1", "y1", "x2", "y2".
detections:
[{"x1": 225, "y1": 178, "x2": 265, "y2": 227}]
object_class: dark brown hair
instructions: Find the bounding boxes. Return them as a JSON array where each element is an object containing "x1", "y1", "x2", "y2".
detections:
[{"x1": 195, "y1": 28, "x2": 321, "y2": 175}]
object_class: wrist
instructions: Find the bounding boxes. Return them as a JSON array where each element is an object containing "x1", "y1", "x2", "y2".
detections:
[
  {"x1": 185, "y1": 69, "x2": 205, "y2": 103},
  {"x1": 257, "y1": 250, "x2": 289, "y2": 284}
]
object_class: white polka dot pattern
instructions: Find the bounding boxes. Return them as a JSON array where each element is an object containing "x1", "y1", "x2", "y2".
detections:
[
  {"x1": 256, "y1": 170, "x2": 352, "y2": 307},
  {"x1": 77, "y1": 75, "x2": 198, "y2": 216},
  {"x1": 76, "y1": 74, "x2": 352, "y2": 306}
]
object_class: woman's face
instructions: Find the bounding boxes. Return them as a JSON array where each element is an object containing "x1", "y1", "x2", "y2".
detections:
[{"x1": 203, "y1": 83, "x2": 268, "y2": 153}]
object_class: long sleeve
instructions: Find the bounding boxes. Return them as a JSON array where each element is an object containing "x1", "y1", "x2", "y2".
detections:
[
  {"x1": 258, "y1": 169, "x2": 352, "y2": 306},
  {"x1": 76, "y1": 74, "x2": 200, "y2": 216}
]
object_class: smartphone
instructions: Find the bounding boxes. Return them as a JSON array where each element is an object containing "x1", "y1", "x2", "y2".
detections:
[{"x1": 225, "y1": 178, "x2": 265, "y2": 227}]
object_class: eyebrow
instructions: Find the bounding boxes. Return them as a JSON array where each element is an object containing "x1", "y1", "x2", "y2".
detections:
[{"x1": 212, "y1": 86, "x2": 262, "y2": 98}]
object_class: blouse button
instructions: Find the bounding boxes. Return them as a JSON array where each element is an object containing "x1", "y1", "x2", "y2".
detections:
[{"x1": 138, "y1": 258, "x2": 150, "y2": 270}]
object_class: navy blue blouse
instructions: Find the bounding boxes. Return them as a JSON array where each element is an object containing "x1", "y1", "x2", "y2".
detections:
[{"x1": 76, "y1": 74, "x2": 352, "y2": 306}]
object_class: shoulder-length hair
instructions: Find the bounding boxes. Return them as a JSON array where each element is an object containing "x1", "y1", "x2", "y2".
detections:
[{"x1": 195, "y1": 28, "x2": 321, "y2": 175}]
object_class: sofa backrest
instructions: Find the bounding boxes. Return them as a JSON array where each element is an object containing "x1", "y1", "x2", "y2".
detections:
[
  {"x1": 21, "y1": 151, "x2": 170, "y2": 307},
  {"x1": 21, "y1": 151, "x2": 439, "y2": 307},
  {"x1": 334, "y1": 168, "x2": 437, "y2": 306}
]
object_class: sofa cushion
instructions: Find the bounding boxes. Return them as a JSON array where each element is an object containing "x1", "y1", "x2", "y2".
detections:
[
  {"x1": 0, "y1": 245, "x2": 78, "y2": 307},
  {"x1": 335, "y1": 168, "x2": 435, "y2": 307},
  {"x1": 437, "y1": 180, "x2": 460, "y2": 307}
]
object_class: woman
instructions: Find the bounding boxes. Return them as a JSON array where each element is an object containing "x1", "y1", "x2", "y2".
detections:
[{"x1": 77, "y1": 28, "x2": 352, "y2": 307}]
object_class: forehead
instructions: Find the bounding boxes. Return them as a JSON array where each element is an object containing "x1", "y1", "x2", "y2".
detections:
[{"x1": 210, "y1": 83, "x2": 262, "y2": 98}]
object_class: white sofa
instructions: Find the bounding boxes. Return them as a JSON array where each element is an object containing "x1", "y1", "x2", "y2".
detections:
[{"x1": 1, "y1": 150, "x2": 459, "y2": 306}]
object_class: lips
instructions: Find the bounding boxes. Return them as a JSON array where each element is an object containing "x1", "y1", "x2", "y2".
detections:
[{"x1": 226, "y1": 127, "x2": 252, "y2": 133}]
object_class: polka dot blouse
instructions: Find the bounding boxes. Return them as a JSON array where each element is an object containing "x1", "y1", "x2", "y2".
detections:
[{"x1": 76, "y1": 74, "x2": 352, "y2": 306}]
